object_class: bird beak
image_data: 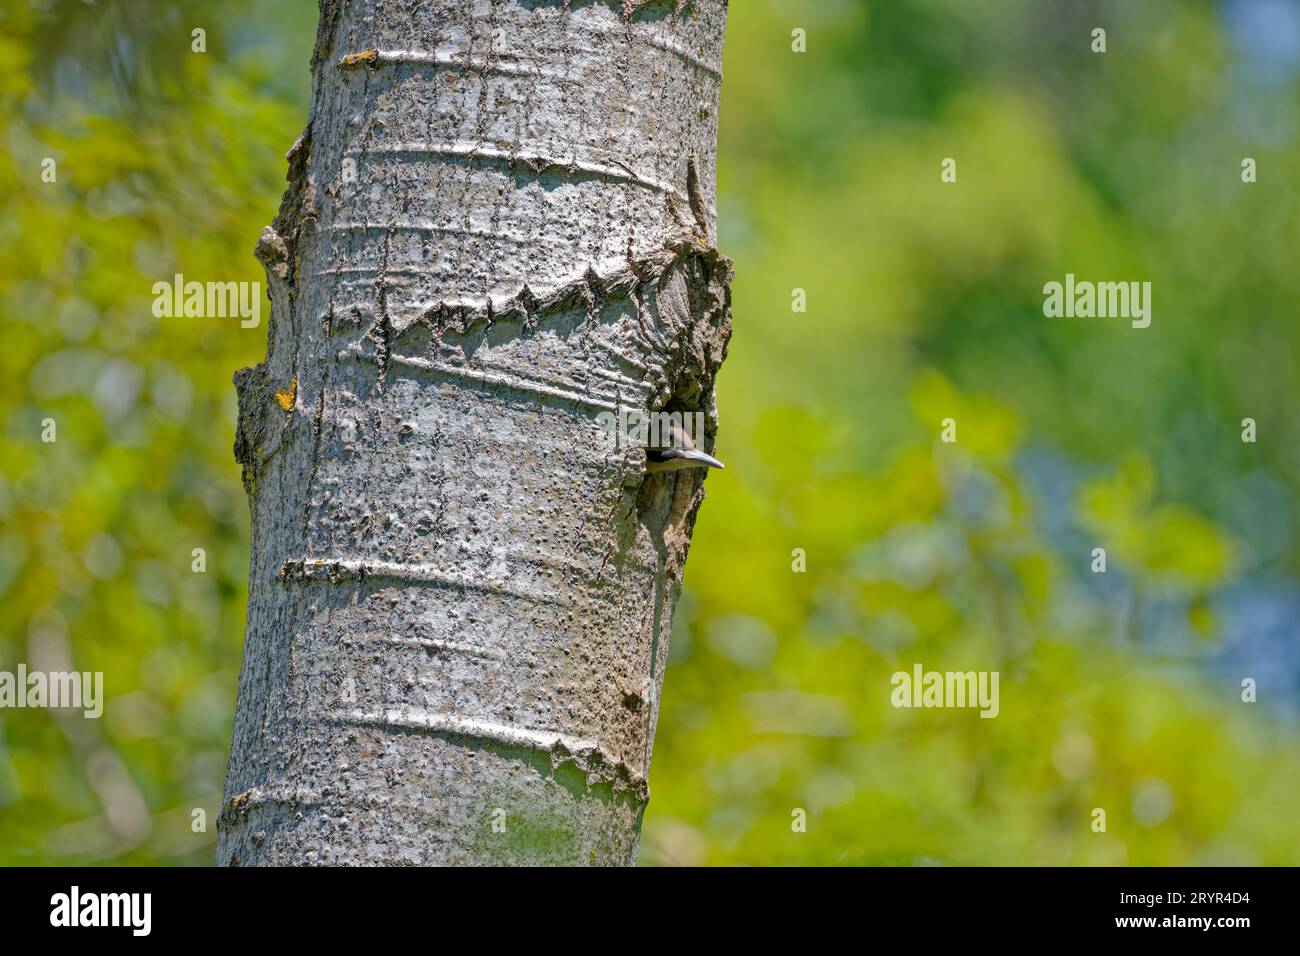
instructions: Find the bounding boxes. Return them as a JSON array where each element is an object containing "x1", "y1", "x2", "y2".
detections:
[{"x1": 682, "y1": 449, "x2": 724, "y2": 470}]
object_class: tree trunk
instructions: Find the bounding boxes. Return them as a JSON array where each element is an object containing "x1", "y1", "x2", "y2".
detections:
[{"x1": 217, "y1": 0, "x2": 730, "y2": 866}]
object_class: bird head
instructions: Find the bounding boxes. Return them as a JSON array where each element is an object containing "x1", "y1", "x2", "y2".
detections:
[{"x1": 644, "y1": 420, "x2": 724, "y2": 473}]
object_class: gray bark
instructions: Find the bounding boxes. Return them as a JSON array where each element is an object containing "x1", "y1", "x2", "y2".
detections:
[{"x1": 217, "y1": 0, "x2": 730, "y2": 865}]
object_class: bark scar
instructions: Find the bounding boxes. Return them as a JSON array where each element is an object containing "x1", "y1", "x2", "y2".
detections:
[
  {"x1": 233, "y1": 363, "x2": 276, "y2": 496},
  {"x1": 686, "y1": 156, "x2": 710, "y2": 240}
]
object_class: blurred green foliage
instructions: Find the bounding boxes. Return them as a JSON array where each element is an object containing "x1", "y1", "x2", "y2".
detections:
[
  {"x1": 1, "y1": 0, "x2": 1298, "y2": 865},
  {"x1": 0, "y1": 0, "x2": 314, "y2": 863}
]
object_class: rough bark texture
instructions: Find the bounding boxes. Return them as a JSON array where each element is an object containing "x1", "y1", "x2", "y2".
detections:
[{"x1": 218, "y1": 0, "x2": 730, "y2": 865}]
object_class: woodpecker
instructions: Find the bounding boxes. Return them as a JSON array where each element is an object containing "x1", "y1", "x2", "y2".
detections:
[{"x1": 645, "y1": 420, "x2": 724, "y2": 473}]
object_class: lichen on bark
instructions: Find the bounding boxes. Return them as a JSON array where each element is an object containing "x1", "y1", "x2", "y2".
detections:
[{"x1": 220, "y1": 0, "x2": 730, "y2": 866}]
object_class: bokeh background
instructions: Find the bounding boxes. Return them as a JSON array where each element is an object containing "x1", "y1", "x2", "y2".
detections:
[{"x1": 2, "y1": 0, "x2": 1298, "y2": 865}]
